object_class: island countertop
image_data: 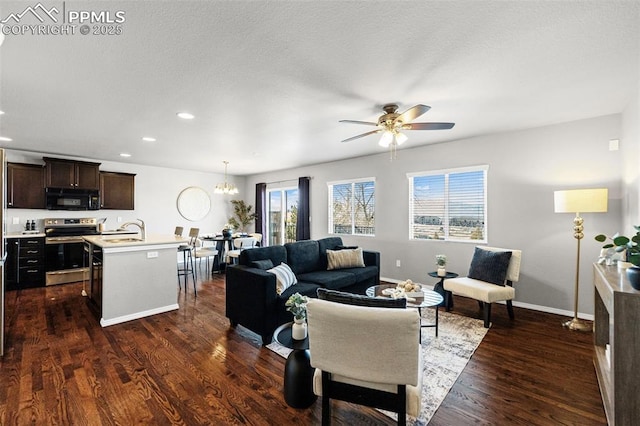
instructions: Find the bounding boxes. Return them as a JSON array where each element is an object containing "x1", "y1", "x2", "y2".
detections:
[{"x1": 83, "y1": 234, "x2": 188, "y2": 252}]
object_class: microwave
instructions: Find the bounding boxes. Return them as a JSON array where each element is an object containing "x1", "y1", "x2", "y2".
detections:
[{"x1": 45, "y1": 188, "x2": 100, "y2": 210}]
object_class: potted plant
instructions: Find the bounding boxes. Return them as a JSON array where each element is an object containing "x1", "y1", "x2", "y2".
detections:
[
  {"x1": 227, "y1": 200, "x2": 257, "y2": 234},
  {"x1": 595, "y1": 225, "x2": 640, "y2": 289},
  {"x1": 436, "y1": 254, "x2": 447, "y2": 277},
  {"x1": 285, "y1": 293, "x2": 309, "y2": 340}
]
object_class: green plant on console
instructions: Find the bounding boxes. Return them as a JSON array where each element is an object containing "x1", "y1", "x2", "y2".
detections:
[{"x1": 595, "y1": 225, "x2": 640, "y2": 266}]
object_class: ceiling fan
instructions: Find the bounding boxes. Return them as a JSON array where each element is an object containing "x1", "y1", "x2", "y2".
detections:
[{"x1": 340, "y1": 104, "x2": 455, "y2": 149}]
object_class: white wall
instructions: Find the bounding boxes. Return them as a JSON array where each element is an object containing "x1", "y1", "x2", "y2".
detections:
[
  {"x1": 243, "y1": 114, "x2": 623, "y2": 317},
  {"x1": 5, "y1": 150, "x2": 245, "y2": 236},
  {"x1": 621, "y1": 79, "x2": 640, "y2": 232}
]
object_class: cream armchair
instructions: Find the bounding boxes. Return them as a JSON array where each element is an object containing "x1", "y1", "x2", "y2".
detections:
[
  {"x1": 306, "y1": 298, "x2": 422, "y2": 426},
  {"x1": 443, "y1": 246, "x2": 522, "y2": 327}
]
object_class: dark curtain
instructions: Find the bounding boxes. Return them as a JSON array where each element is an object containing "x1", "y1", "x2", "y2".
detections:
[
  {"x1": 296, "y1": 177, "x2": 311, "y2": 241},
  {"x1": 255, "y1": 183, "x2": 266, "y2": 246}
]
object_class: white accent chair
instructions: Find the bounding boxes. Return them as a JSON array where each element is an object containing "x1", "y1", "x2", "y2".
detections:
[
  {"x1": 306, "y1": 298, "x2": 422, "y2": 426},
  {"x1": 443, "y1": 246, "x2": 522, "y2": 328}
]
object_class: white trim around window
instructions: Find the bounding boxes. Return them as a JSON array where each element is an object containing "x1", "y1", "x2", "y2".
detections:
[
  {"x1": 407, "y1": 165, "x2": 488, "y2": 243},
  {"x1": 327, "y1": 177, "x2": 376, "y2": 236}
]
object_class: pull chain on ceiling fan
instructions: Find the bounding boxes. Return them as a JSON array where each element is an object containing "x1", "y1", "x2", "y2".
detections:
[{"x1": 339, "y1": 103, "x2": 455, "y2": 159}]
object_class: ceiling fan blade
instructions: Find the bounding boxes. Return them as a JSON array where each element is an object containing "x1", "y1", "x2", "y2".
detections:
[
  {"x1": 396, "y1": 104, "x2": 431, "y2": 123},
  {"x1": 341, "y1": 129, "x2": 381, "y2": 143},
  {"x1": 339, "y1": 120, "x2": 379, "y2": 126},
  {"x1": 404, "y1": 122, "x2": 455, "y2": 130}
]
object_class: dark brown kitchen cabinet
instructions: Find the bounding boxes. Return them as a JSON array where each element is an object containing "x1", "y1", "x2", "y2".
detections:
[
  {"x1": 44, "y1": 157, "x2": 100, "y2": 190},
  {"x1": 5, "y1": 237, "x2": 45, "y2": 290},
  {"x1": 6, "y1": 162, "x2": 45, "y2": 209},
  {"x1": 99, "y1": 171, "x2": 135, "y2": 210}
]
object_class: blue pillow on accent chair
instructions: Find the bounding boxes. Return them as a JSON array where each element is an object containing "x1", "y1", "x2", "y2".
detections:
[{"x1": 468, "y1": 247, "x2": 512, "y2": 286}]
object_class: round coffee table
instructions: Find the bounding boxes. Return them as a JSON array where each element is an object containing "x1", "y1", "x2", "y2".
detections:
[{"x1": 366, "y1": 284, "x2": 444, "y2": 337}]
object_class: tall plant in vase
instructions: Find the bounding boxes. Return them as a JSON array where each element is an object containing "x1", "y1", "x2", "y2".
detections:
[{"x1": 227, "y1": 200, "x2": 257, "y2": 233}]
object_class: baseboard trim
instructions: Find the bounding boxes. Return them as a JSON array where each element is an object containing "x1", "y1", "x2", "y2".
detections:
[
  {"x1": 100, "y1": 303, "x2": 180, "y2": 327},
  {"x1": 380, "y1": 276, "x2": 594, "y2": 321}
]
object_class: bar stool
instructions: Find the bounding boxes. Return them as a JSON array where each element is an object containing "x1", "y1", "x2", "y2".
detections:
[{"x1": 177, "y1": 227, "x2": 197, "y2": 295}]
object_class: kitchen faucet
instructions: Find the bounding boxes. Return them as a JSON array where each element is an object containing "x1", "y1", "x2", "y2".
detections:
[{"x1": 118, "y1": 218, "x2": 146, "y2": 240}]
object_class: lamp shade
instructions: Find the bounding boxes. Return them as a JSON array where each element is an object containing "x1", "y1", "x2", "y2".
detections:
[{"x1": 554, "y1": 188, "x2": 608, "y2": 213}]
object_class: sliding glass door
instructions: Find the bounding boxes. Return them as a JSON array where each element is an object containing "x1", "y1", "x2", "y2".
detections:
[{"x1": 268, "y1": 188, "x2": 298, "y2": 246}]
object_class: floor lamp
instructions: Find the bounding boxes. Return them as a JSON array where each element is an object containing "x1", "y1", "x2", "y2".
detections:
[{"x1": 554, "y1": 188, "x2": 608, "y2": 331}]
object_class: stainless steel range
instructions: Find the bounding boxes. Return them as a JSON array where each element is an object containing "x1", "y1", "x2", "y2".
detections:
[{"x1": 44, "y1": 218, "x2": 100, "y2": 286}]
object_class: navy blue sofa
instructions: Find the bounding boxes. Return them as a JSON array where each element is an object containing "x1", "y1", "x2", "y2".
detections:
[{"x1": 225, "y1": 237, "x2": 380, "y2": 344}]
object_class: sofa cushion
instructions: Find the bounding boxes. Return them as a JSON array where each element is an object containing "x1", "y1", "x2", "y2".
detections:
[
  {"x1": 327, "y1": 248, "x2": 365, "y2": 270},
  {"x1": 317, "y1": 288, "x2": 406, "y2": 308},
  {"x1": 239, "y1": 245, "x2": 287, "y2": 266},
  {"x1": 468, "y1": 247, "x2": 513, "y2": 286},
  {"x1": 285, "y1": 240, "x2": 320, "y2": 274},
  {"x1": 297, "y1": 270, "x2": 357, "y2": 291},
  {"x1": 338, "y1": 265, "x2": 378, "y2": 283},
  {"x1": 267, "y1": 262, "x2": 298, "y2": 294},
  {"x1": 317, "y1": 237, "x2": 344, "y2": 269},
  {"x1": 278, "y1": 281, "x2": 322, "y2": 300},
  {"x1": 250, "y1": 259, "x2": 274, "y2": 270}
]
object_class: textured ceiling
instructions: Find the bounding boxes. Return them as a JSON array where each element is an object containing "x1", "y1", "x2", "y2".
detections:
[{"x1": 0, "y1": 1, "x2": 638, "y2": 175}]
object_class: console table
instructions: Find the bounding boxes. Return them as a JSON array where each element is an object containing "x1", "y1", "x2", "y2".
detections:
[{"x1": 593, "y1": 263, "x2": 640, "y2": 425}]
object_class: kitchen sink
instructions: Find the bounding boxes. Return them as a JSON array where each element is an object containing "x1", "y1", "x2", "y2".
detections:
[{"x1": 103, "y1": 238, "x2": 144, "y2": 243}]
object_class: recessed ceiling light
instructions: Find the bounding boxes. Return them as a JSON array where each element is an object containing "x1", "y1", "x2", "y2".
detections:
[
  {"x1": 120, "y1": 153, "x2": 131, "y2": 158},
  {"x1": 0, "y1": 136, "x2": 13, "y2": 142},
  {"x1": 0, "y1": 110, "x2": 5, "y2": 115},
  {"x1": 177, "y1": 112, "x2": 195, "y2": 120},
  {"x1": 142, "y1": 136, "x2": 156, "y2": 142}
]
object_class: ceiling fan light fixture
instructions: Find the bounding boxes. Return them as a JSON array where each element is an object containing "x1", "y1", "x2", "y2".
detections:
[
  {"x1": 215, "y1": 161, "x2": 239, "y2": 195},
  {"x1": 395, "y1": 131, "x2": 408, "y2": 145},
  {"x1": 379, "y1": 130, "x2": 393, "y2": 147}
]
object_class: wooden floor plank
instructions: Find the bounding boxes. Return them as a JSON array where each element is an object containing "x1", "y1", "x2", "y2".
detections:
[{"x1": 0, "y1": 275, "x2": 606, "y2": 425}]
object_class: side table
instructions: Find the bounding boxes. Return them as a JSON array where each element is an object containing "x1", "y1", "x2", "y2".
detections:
[
  {"x1": 428, "y1": 271, "x2": 459, "y2": 309},
  {"x1": 273, "y1": 322, "x2": 317, "y2": 409}
]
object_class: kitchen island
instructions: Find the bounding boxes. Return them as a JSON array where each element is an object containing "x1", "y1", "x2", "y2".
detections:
[{"x1": 83, "y1": 234, "x2": 187, "y2": 327}]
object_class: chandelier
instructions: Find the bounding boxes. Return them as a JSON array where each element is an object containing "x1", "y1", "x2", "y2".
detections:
[{"x1": 214, "y1": 161, "x2": 239, "y2": 195}]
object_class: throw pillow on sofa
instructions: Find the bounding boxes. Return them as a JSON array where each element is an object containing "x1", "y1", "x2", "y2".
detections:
[
  {"x1": 267, "y1": 262, "x2": 298, "y2": 294},
  {"x1": 326, "y1": 247, "x2": 365, "y2": 270}
]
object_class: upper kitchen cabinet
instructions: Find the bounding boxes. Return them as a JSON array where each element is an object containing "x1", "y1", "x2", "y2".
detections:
[
  {"x1": 100, "y1": 171, "x2": 135, "y2": 210},
  {"x1": 7, "y1": 162, "x2": 45, "y2": 209},
  {"x1": 44, "y1": 157, "x2": 100, "y2": 190}
]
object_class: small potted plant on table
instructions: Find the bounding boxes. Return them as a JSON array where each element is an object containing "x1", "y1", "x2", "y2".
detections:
[{"x1": 286, "y1": 293, "x2": 309, "y2": 340}]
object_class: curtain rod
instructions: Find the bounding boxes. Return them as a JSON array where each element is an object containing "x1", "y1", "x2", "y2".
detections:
[{"x1": 263, "y1": 176, "x2": 312, "y2": 185}]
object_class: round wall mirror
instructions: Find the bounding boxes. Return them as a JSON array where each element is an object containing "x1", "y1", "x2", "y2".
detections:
[{"x1": 177, "y1": 186, "x2": 211, "y2": 221}]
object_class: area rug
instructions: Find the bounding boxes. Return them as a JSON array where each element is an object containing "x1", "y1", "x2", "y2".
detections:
[{"x1": 266, "y1": 309, "x2": 489, "y2": 425}]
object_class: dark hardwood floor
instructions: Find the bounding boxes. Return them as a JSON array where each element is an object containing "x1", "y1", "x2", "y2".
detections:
[{"x1": 0, "y1": 273, "x2": 606, "y2": 425}]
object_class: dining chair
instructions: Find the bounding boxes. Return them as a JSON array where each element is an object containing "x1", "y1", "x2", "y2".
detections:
[
  {"x1": 226, "y1": 236, "x2": 258, "y2": 264},
  {"x1": 193, "y1": 237, "x2": 219, "y2": 277}
]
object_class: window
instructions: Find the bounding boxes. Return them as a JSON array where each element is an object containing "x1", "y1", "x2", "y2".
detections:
[
  {"x1": 408, "y1": 165, "x2": 487, "y2": 242},
  {"x1": 328, "y1": 178, "x2": 375, "y2": 236},
  {"x1": 267, "y1": 187, "x2": 298, "y2": 246}
]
